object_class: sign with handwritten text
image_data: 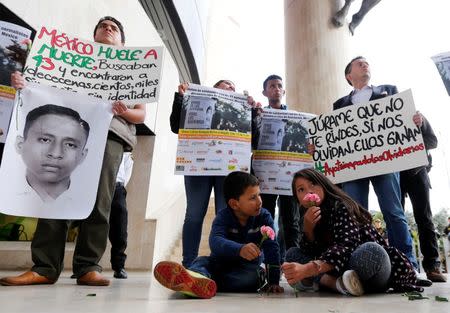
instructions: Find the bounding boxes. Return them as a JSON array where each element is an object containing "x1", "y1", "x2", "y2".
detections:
[
  {"x1": 23, "y1": 26, "x2": 163, "y2": 104},
  {"x1": 308, "y1": 89, "x2": 428, "y2": 184}
]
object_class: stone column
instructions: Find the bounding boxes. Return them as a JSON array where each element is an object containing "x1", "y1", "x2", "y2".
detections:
[{"x1": 284, "y1": 0, "x2": 352, "y2": 114}]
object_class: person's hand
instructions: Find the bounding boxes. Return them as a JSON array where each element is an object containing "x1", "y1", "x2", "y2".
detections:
[
  {"x1": 178, "y1": 82, "x2": 189, "y2": 95},
  {"x1": 281, "y1": 262, "x2": 308, "y2": 285},
  {"x1": 239, "y1": 243, "x2": 261, "y2": 261},
  {"x1": 11, "y1": 71, "x2": 26, "y2": 90},
  {"x1": 307, "y1": 143, "x2": 315, "y2": 155},
  {"x1": 304, "y1": 206, "x2": 320, "y2": 236},
  {"x1": 413, "y1": 111, "x2": 423, "y2": 127},
  {"x1": 266, "y1": 284, "x2": 284, "y2": 293},
  {"x1": 112, "y1": 100, "x2": 128, "y2": 116}
]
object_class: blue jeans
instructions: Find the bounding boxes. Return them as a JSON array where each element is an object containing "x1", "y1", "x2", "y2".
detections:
[
  {"x1": 342, "y1": 173, "x2": 418, "y2": 269},
  {"x1": 182, "y1": 176, "x2": 226, "y2": 267},
  {"x1": 189, "y1": 256, "x2": 262, "y2": 292}
]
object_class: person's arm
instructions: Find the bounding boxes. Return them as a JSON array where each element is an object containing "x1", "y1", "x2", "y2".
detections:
[
  {"x1": 169, "y1": 83, "x2": 189, "y2": 134},
  {"x1": 282, "y1": 260, "x2": 334, "y2": 286},
  {"x1": 11, "y1": 71, "x2": 26, "y2": 90},
  {"x1": 112, "y1": 101, "x2": 146, "y2": 124},
  {"x1": 420, "y1": 115, "x2": 438, "y2": 150},
  {"x1": 208, "y1": 211, "x2": 244, "y2": 257}
]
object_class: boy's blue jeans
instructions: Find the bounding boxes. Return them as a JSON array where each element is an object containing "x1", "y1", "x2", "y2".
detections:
[
  {"x1": 189, "y1": 256, "x2": 263, "y2": 292},
  {"x1": 182, "y1": 176, "x2": 226, "y2": 267},
  {"x1": 286, "y1": 242, "x2": 391, "y2": 293}
]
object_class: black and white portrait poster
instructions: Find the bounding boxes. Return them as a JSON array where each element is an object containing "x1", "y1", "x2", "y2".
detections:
[{"x1": 0, "y1": 82, "x2": 112, "y2": 219}]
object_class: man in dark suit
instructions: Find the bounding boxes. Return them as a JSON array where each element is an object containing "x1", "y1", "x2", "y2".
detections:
[{"x1": 333, "y1": 56, "x2": 418, "y2": 270}]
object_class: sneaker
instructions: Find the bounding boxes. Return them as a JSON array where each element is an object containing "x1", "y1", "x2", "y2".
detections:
[
  {"x1": 336, "y1": 270, "x2": 364, "y2": 296},
  {"x1": 153, "y1": 261, "x2": 217, "y2": 299},
  {"x1": 293, "y1": 278, "x2": 320, "y2": 292},
  {"x1": 425, "y1": 269, "x2": 447, "y2": 283},
  {"x1": 415, "y1": 270, "x2": 433, "y2": 287},
  {"x1": 114, "y1": 268, "x2": 128, "y2": 279}
]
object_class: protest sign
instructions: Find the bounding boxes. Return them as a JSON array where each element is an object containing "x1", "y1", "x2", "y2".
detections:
[
  {"x1": 431, "y1": 51, "x2": 450, "y2": 96},
  {"x1": 0, "y1": 83, "x2": 112, "y2": 219},
  {"x1": 23, "y1": 26, "x2": 163, "y2": 104},
  {"x1": 0, "y1": 20, "x2": 32, "y2": 142},
  {"x1": 308, "y1": 89, "x2": 428, "y2": 184},
  {"x1": 252, "y1": 109, "x2": 314, "y2": 195},
  {"x1": 175, "y1": 84, "x2": 251, "y2": 176}
]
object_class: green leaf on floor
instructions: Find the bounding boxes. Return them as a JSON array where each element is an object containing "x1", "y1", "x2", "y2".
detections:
[
  {"x1": 86, "y1": 293, "x2": 96, "y2": 297},
  {"x1": 435, "y1": 296, "x2": 448, "y2": 302}
]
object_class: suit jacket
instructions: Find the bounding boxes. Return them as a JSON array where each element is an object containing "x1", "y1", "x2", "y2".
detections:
[{"x1": 332, "y1": 84, "x2": 398, "y2": 111}]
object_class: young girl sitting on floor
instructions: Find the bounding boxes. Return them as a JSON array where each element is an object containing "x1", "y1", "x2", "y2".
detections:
[{"x1": 281, "y1": 168, "x2": 426, "y2": 296}]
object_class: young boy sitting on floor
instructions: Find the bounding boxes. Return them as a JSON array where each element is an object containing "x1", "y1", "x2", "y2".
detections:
[{"x1": 153, "y1": 171, "x2": 284, "y2": 298}]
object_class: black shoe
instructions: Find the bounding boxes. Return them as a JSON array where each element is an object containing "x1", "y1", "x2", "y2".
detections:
[
  {"x1": 70, "y1": 274, "x2": 76, "y2": 279},
  {"x1": 416, "y1": 277, "x2": 432, "y2": 287},
  {"x1": 113, "y1": 268, "x2": 128, "y2": 279}
]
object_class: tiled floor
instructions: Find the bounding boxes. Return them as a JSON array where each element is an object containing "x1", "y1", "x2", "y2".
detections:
[{"x1": 1, "y1": 270, "x2": 449, "y2": 313}]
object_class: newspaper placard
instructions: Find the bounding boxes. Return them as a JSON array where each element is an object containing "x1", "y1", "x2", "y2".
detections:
[
  {"x1": 308, "y1": 89, "x2": 429, "y2": 184},
  {"x1": 0, "y1": 21, "x2": 32, "y2": 142},
  {"x1": 175, "y1": 84, "x2": 251, "y2": 176},
  {"x1": 252, "y1": 109, "x2": 315, "y2": 195},
  {"x1": 23, "y1": 26, "x2": 163, "y2": 104},
  {"x1": 431, "y1": 51, "x2": 450, "y2": 96}
]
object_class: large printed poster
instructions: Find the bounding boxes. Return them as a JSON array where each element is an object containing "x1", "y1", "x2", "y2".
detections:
[
  {"x1": 23, "y1": 26, "x2": 164, "y2": 104},
  {"x1": 308, "y1": 89, "x2": 429, "y2": 184},
  {"x1": 175, "y1": 84, "x2": 251, "y2": 175},
  {"x1": 431, "y1": 51, "x2": 450, "y2": 96},
  {"x1": 0, "y1": 21, "x2": 32, "y2": 142},
  {"x1": 0, "y1": 83, "x2": 112, "y2": 220},
  {"x1": 252, "y1": 109, "x2": 315, "y2": 195}
]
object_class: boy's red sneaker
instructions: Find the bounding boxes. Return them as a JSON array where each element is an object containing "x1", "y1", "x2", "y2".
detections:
[{"x1": 153, "y1": 261, "x2": 217, "y2": 299}]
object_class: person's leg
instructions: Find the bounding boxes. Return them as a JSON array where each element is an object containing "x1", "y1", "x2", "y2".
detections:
[
  {"x1": 154, "y1": 257, "x2": 216, "y2": 299},
  {"x1": 260, "y1": 193, "x2": 277, "y2": 219},
  {"x1": 278, "y1": 195, "x2": 300, "y2": 250},
  {"x1": 182, "y1": 176, "x2": 213, "y2": 267},
  {"x1": 109, "y1": 183, "x2": 128, "y2": 275},
  {"x1": 30, "y1": 219, "x2": 70, "y2": 281},
  {"x1": 405, "y1": 170, "x2": 445, "y2": 281},
  {"x1": 73, "y1": 138, "x2": 124, "y2": 279},
  {"x1": 285, "y1": 247, "x2": 320, "y2": 291},
  {"x1": 372, "y1": 173, "x2": 418, "y2": 269},
  {"x1": 349, "y1": 242, "x2": 391, "y2": 293},
  {"x1": 341, "y1": 178, "x2": 370, "y2": 209},
  {"x1": 216, "y1": 262, "x2": 262, "y2": 292},
  {"x1": 212, "y1": 176, "x2": 227, "y2": 214}
]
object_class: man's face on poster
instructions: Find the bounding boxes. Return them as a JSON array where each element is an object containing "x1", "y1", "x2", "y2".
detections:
[{"x1": 16, "y1": 114, "x2": 88, "y2": 185}]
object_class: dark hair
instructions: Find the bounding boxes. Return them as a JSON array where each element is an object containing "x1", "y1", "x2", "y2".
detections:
[
  {"x1": 24, "y1": 104, "x2": 90, "y2": 143},
  {"x1": 263, "y1": 74, "x2": 283, "y2": 91},
  {"x1": 94, "y1": 16, "x2": 125, "y2": 44},
  {"x1": 224, "y1": 171, "x2": 259, "y2": 203},
  {"x1": 344, "y1": 56, "x2": 365, "y2": 86},
  {"x1": 291, "y1": 168, "x2": 371, "y2": 225},
  {"x1": 213, "y1": 80, "x2": 235, "y2": 88}
]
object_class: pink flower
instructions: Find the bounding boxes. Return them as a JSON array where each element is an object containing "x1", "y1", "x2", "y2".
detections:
[
  {"x1": 259, "y1": 225, "x2": 275, "y2": 247},
  {"x1": 303, "y1": 193, "x2": 321, "y2": 208}
]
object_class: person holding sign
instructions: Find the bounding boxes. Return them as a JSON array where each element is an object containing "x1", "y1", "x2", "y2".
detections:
[
  {"x1": 253, "y1": 74, "x2": 301, "y2": 259},
  {"x1": 170, "y1": 79, "x2": 235, "y2": 268},
  {"x1": 400, "y1": 114, "x2": 446, "y2": 282},
  {"x1": 332, "y1": 56, "x2": 418, "y2": 271},
  {"x1": 0, "y1": 17, "x2": 145, "y2": 287}
]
